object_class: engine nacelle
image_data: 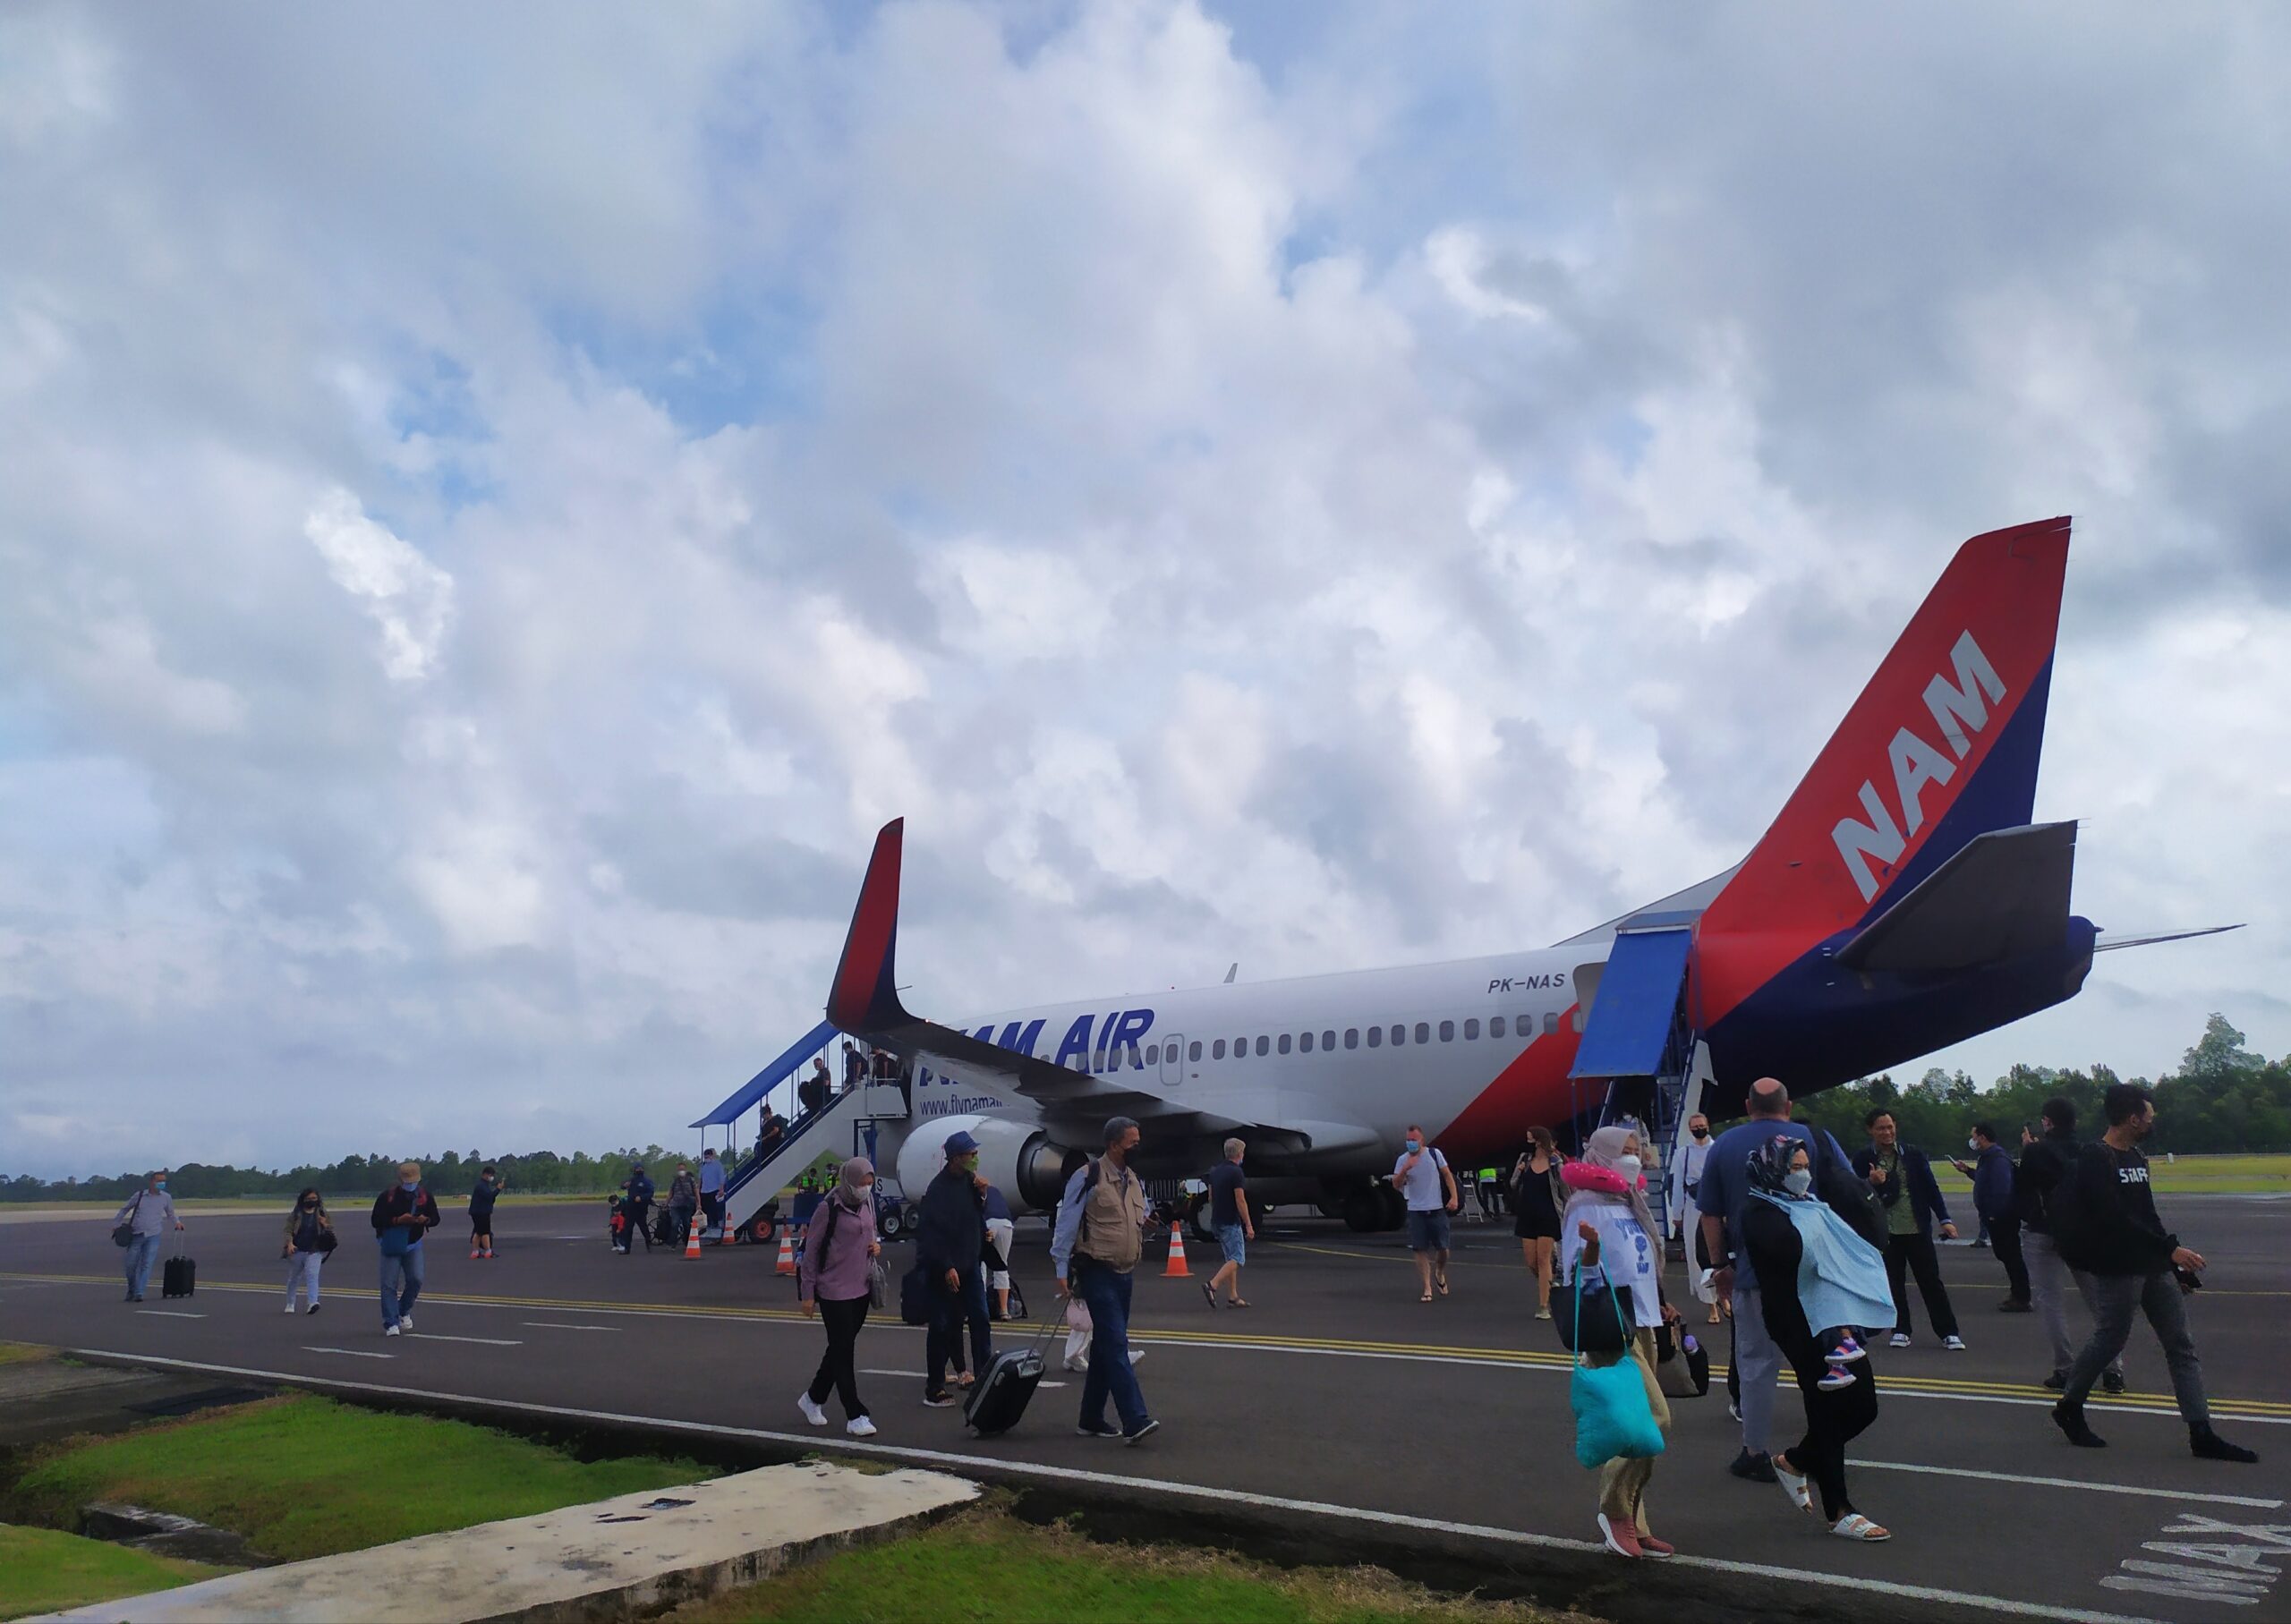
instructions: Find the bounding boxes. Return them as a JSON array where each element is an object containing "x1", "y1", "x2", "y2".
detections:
[{"x1": 894, "y1": 1115, "x2": 1081, "y2": 1212}]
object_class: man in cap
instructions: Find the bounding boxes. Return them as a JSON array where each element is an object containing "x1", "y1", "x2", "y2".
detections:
[{"x1": 915, "y1": 1128, "x2": 992, "y2": 1407}]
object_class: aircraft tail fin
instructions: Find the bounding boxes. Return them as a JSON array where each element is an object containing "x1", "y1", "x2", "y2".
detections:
[{"x1": 1695, "y1": 518, "x2": 2072, "y2": 1021}]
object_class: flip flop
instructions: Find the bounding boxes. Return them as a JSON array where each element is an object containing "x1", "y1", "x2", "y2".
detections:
[
  {"x1": 1435, "y1": 1271, "x2": 1451, "y2": 1296},
  {"x1": 1227, "y1": 1298, "x2": 1249, "y2": 1308},
  {"x1": 1419, "y1": 1291, "x2": 1434, "y2": 1304}
]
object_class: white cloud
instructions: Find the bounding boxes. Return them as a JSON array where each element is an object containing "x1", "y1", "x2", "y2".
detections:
[{"x1": 304, "y1": 488, "x2": 456, "y2": 682}]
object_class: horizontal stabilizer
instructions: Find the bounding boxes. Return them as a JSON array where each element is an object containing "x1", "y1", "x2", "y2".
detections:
[
  {"x1": 2092, "y1": 923, "x2": 2244, "y2": 953},
  {"x1": 1834, "y1": 821, "x2": 2077, "y2": 974}
]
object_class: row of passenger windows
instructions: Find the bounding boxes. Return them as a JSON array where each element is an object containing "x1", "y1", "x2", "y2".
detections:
[{"x1": 1098, "y1": 1010, "x2": 1575, "y2": 1070}]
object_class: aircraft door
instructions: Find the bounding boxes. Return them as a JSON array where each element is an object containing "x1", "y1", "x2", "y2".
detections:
[{"x1": 1160, "y1": 1033, "x2": 1186, "y2": 1088}]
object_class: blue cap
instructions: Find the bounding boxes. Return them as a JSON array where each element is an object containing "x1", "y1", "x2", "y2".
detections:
[{"x1": 943, "y1": 1130, "x2": 980, "y2": 1155}]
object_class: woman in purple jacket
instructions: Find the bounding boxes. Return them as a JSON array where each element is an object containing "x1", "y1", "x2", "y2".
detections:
[{"x1": 796, "y1": 1157, "x2": 883, "y2": 1437}]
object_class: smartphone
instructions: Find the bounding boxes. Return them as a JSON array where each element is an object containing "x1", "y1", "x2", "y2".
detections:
[{"x1": 2173, "y1": 1263, "x2": 2202, "y2": 1294}]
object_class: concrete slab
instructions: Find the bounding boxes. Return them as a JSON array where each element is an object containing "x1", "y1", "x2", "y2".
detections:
[{"x1": 32, "y1": 1460, "x2": 978, "y2": 1623}]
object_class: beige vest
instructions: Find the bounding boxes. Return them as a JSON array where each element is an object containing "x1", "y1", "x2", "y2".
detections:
[{"x1": 1077, "y1": 1160, "x2": 1148, "y2": 1272}]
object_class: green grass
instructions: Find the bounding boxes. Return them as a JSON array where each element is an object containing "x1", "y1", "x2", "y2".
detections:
[
  {"x1": 1937, "y1": 1151, "x2": 2291, "y2": 1195},
  {"x1": 0, "y1": 1524, "x2": 227, "y2": 1621},
  {"x1": 11, "y1": 1395, "x2": 711, "y2": 1561},
  {"x1": 0, "y1": 1343, "x2": 55, "y2": 1366},
  {"x1": 664, "y1": 1508, "x2": 1563, "y2": 1624}
]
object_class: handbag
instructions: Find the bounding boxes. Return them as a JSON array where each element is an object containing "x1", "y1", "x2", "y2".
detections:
[
  {"x1": 1552, "y1": 1261, "x2": 1632, "y2": 1355},
  {"x1": 1653, "y1": 1323, "x2": 1710, "y2": 1399},
  {"x1": 112, "y1": 1192, "x2": 144, "y2": 1249},
  {"x1": 868, "y1": 1255, "x2": 890, "y2": 1311},
  {"x1": 1570, "y1": 1273, "x2": 1665, "y2": 1469}
]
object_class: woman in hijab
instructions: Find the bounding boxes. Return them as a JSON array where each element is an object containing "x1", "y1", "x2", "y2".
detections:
[
  {"x1": 795, "y1": 1156, "x2": 882, "y2": 1437},
  {"x1": 1740, "y1": 1135, "x2": 1892, "y2": 1542},
  {"x1": 1558, "y1": 1125, "x2": 1682, "y2": 1559}
]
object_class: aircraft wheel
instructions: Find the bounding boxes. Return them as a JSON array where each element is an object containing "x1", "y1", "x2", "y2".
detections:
[
  {"x1": 1342, "y1": 1190, "x2": 1383, "y2": 1233},
  {"x1": 879, "y1": 1203, "x2": 907, "y2": 1240},
  {"x1": 1376, "y1": 1186, "x2": 1407, "y2": 1231},
  {"x1": 1188, "y1": 1200, "x2": 1217, "y2": 1247}
]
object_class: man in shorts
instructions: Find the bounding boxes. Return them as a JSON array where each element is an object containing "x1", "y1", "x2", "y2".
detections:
[
  {"x1": 1393, "y1": 1125, "x2": 1459, "y2": 1303},
  {"x1": 1204, "y1": 1138, "x2": 1255, "y2": 1307}
]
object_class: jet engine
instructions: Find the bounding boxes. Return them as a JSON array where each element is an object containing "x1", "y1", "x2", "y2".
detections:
[{"x1": 893, "y1": 1114, "x2": 1083, "y2": 1212}]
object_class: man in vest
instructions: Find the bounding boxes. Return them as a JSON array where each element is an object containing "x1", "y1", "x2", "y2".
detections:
[{"x1": 1051, "y1": 1116, "x2": 1159, "y2": 1443}]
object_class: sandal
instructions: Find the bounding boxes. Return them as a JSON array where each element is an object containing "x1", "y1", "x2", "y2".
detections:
[
  {"x1": 1830, "y1": 1513, "x2": 1891, "y2": 1542},
  {"x1": 1435, "y1": 1269, "x2": 1450, "y2": 1296},
  {"x1": 1772, "y1": 1453, "x2": 1814, "y2": 1515},
  {"x1": 1419, "y1": 1291, "x2": 1435, "y2": 1304}
]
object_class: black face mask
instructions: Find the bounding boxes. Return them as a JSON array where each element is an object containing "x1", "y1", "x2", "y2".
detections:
[
  {"x1": 1691, "y1": 1127, "x2": 1709, "y2": 1139},
  {"x1": 301, "y1": 1199, "x2": 318, "y2": 1209}
]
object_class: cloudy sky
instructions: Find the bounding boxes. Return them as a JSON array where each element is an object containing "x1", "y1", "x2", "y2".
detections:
[{"x1": 4, "y1": 3, "x2": 2287, "y2": 1178}]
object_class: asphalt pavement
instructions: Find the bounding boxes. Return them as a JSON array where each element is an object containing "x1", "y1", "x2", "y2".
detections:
[{"x1": 4, "y1": 1195, "x2": 2287, "y2": 1624}]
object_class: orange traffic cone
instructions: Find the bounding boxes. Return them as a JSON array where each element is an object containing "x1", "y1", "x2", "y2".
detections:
[
  {"x1": 775, "y1": 1227, "x2": 797, "y2": 1276},
  {"x1": 684, "y1": 1213, "x2": 704, "y2": 1260},
  {"x1": 1163, "y1": 1221, "x2": 1191, "y2": 1278},
  {"x1": 717, "y1": 1212, "x2": 735, "y2": 1246}
]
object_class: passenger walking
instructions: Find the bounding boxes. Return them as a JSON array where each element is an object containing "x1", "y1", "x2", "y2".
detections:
[
  {"x1": 112, "y1": 1171, "x2": 184, "y2": 1304},
  {"x1": 1852, "y1": 1110, "x2": 1965, "y2": 1350},
  {"x1": 617, "y1": 1163, "x2": 654, "y2": 1254},
  {"x1": 1205, "y1": 1138, "x2": 1254, "y2": 1308},
  {"x1": 915, "y1": 1130, "x2": 992, "y2": 1407},
  {"x1": 370, "y1": 1162, "x2": 439, "y2": 1336},
  {"x1": 1393, "y1": 1125, "x2": 1460, "y2": 1303},
  {"x1": 2017, "y1": 1099, "x2": 2122, "y2": 1392},
  {"x1": 983, "y1": 1181, "x2": 1018, "y2": 1321},
  {"x1": 800, "y1": 1058, "x2": 830, "y2": 1117},
  {"x1": 1738, "y1": 1138, "x2": 1893, "y2": 1540},
  {"x1": 1963, "y1": 1125, "x2": 2030, "y2": 1311},
  {"x1": 2052, "y1": 1085, "x2": 2257, "y2": 1462},
  {"x1": 796, "y1": 1156, "x2": 883, "y2": 1437},
  {"x1": 1559, "y1": 1126, "x2": 1678, "y2": 1559},
  {"x1": 282, "y1": 1187, "x2": 333, "y2": 1314},
  {"x1": 667, "y1": 1163, "x2": 700, "y2": 1248},
  {"x1": 842, "y1": 1041, "x2": 866, "y2": 1093},
  {"x1": 468, "y1": 1167, "x2": 501, "y2": 1260},
  {"x1": 1051, "y1": 1116, "x2": 1159, "y2": 1442},
  {"x1": 1697, "y1": 1077, "x2": 1838, "y2": 1484},
  {"x1": 698, "y1": 1148, "x2": 726, "y2": 1238},
  {"x1": 1510, "y1": 1127, "x2": 1565, "y2": 1320}
]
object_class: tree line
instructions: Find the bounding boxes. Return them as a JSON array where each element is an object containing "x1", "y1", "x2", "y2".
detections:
[{"x1": 6, "y1": 1015, "x2": 2286, "y2": 1204}]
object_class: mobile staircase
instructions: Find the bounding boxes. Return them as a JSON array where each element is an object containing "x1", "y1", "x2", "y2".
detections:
[
  {"x1": 1565, "y1": 914, "x2": 1709, "y2": 1242},
  {"x1": 692, "y1": 1021, "x2": 911, "y2": 1242}
]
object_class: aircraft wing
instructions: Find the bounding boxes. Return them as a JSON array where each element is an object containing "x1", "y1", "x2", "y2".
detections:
[
  {"x1": 825, "y1": 820, "x2": 1313, "y2": 1147},
  {"x1": 1834, "y1": 821, "x2": 2078, "y2": 974}
]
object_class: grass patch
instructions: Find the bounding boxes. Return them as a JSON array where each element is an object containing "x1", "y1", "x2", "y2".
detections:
[
  {"x1": 663, "y1": 1506, "x2": 1568, "y2": 1624},
  {"x1": 11, "y1": 1394, "x2": 711, "y2": 1561},
  {"x1": 0, "y1": 1524, "x2": 226, "y2": 1621},
  {"x1": 0, "y1": 1343, "x2": 55, "y2": 1366}
]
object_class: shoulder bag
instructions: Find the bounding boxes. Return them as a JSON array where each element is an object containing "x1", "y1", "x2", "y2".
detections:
[
  {"x1": 1553, "y1": 1257, "x2": 1633, "y2": 1355},
  {"x1": 112, "y1": 1192, "x2": 144, "y2": 1249}
]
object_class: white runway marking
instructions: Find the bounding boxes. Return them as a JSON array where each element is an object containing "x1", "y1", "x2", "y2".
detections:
[
  {"x1": 524, "y1": 1322, "x2": 620, "y2": 1332},
  {"x1": 1848, "y1": 1457, "x2": 2285, "y2": 1509},
  {"x1": 303, "y1": 1347, "x2": 394, "y2": 1359},
  {"x1": 81, "y1": 1352, "x2": 2190, "y2": 1624},
  {"x1": 404, "y1": 1333, "x2": 521, "y2": 1346},
  {"x1": 134, "y1": 1310, "x2": 205, "y2": 1318}
]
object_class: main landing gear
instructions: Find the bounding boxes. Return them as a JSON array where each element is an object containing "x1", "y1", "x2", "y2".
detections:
[{"x1": 1326, "y1": 1178, "x2": 1405, "y2": 1234}]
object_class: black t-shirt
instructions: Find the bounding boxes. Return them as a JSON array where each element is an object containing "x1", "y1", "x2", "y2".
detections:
[{"x1": 1207, "y1": 1161, "x2": 1247, "y2": 1229}]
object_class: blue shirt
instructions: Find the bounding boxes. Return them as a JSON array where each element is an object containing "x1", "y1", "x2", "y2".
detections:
[
  {"x1": 1695, "y1": 1119, "x2": 1846, "y2": 1267},
  {"x1": 698, "y1": 1160, "x2": 725, "y2": 1195}
]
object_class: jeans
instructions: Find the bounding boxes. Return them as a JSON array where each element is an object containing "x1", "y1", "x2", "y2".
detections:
[
  {"x1": 926, "y1": 1269, "x2": 992, "y2": 1391},
  {"x1": 123, "y1": 1235, "x2": 162, "y2": 1298},
  {"x1": 2025, "y1": 1229, "x2": 2117, "y2": 1378},
  {"x1": 286, "y1": 1251, "x2": 324, "y2": 1308},
  {"x1": 1075, "y1": 1259, "x2": 1150, "y2": 1432},
  {"x1": 670, "y1": 1203, "x2": 695, "y2": 1246},
  {"x1": 379, "y1": 1242, "x2": 426, "y2": 1326},
  {"x1": 808, "y1": 1296, "x2": 871, "y2": 1419},
  {"x1": 1882, "y1": 1231, "x2": 1960, "y2": 1337},
  {"x1": 1730, "y1": 1282, "x2": 1784, "y2": 1453},
  {"x1": 2065, "y1": 1271, "x2": 2210, "y2": 1431},
  {"x1": 1989, "y1": 1213, "x2": 2031, "y2": 1303}
]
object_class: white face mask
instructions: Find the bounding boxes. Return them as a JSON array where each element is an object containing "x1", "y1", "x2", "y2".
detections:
[
  {"x1": 1615, "y1": 1154, "x2": 1642, "y2": 1186},
  {"x1": 1967, "y1": 1137, "x2": 1980, "y2": 1151},
  {"x1": 1783, "y1": 1169, "x2": 1814, "y2": 1197}
]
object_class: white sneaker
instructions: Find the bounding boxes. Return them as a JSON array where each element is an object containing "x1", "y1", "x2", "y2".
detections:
[
  {"x1": 796, "y1": 1394, "x2": 829, "y2": 1427},
  {"x1": 1888, "y1": 1332, "x2": 1912, "y2": 1349},
  {"x1": 284, "y1": 1305, "x2": 298, "y2": 1314},
  {"x1": 397, "y1": 1314, "x2": 413, "y2": 1332},
  {"x1": 384, "y1": 1322, "x2": 402, "y2": 1337},
  {"x1": 1944, "y1": 1334, "x2": 1968, "y2": 1351},
  {"x1": 846, "y1": 1416, "x2": 878, "y2": 1438},
  {"x1": 1063, "y1": 1354, "x2": 1088, "y2": 1373},
  {"x1": 1128, "y1": 1349, "x2": 1146, "y2": 1365}
]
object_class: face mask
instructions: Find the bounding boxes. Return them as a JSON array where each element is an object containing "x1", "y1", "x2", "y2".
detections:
[
  {"x1": 1967, "y1": 1137, "x2": 1980, "y2": 1151},
  {"x1": 1405, "y1": 1139, "x2": 1421, "y2": 1153},
  {"x1": 400, "y1": 1179, "x2": 419, "y2": 1192},
  {"x1": 1783, "y1": 1169, "x2": 1814, "y2": 1196},
  {"x1": 302, "y1": 1198, "x2": 318, "y2": 1209},
  {"x1": 1616, "y1": 1154, "x2": 1642, "y2": 1185},
  {"x1": 155, "y1": 1180, "x2": 166, "y2": 1189},
  {"x1": 1691, "y1": 1127, "x2": 1708, "y2": 1139}
]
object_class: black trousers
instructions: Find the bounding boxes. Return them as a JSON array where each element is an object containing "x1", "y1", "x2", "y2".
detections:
[
  {"x1": 807, "y1": 1296, "x2": 870, "y2": 1418},
  {"x1": 622, "y1": 1200, "x2": 651, "y2": 1250},
  {"x1": 1883, "y1": 1230, "x2": 1959, "y2": 1337},
  {"x1": 1745, "y1": 1203, "x2": 1878, "y2": 1522},
  {"x1": 1989, "y1": 1213, "x2": 2030, "y2": 1303}
]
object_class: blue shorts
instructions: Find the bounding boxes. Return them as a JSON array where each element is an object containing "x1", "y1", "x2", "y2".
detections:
[
  {"x1": 1216, "y1": 1223, "x2": 1247, "y2": 1265},
  {"x1": 1406, "y1": 1210, "x2": 1452, "y2": 1253}
]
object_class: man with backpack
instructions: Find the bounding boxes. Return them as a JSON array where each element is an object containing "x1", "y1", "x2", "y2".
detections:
[
  {"x1": 1051, "y1": 1116, "x2": 1159, "y2": 1443},
  {"x1": 1393, "y1": 1125, "x2": 1460, "y2": 1304},
  {"x1": 2049, "y1": 1084, "x2": 2256, "y2": 1462},
  {"x1": 2015, "y1": 1098, "x2": 2121, "y2": 1393},
  {"x1": 370, "y1": 1161, "x2": 439, "y2": 1336}
]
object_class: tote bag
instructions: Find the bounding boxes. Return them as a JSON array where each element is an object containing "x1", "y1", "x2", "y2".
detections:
[{"x1": 1570, "y1": 1273, "x2": 1666, "y2": 1469}]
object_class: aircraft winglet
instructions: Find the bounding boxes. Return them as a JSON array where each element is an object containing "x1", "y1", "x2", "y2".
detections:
[{"x1": 2091, "y1": 923, "x2": 2244, "y2": 953}]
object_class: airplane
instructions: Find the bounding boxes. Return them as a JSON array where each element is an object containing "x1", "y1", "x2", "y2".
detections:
[{"x1": 807, "y1": 516, "x2": 2230, "y2": 1234}]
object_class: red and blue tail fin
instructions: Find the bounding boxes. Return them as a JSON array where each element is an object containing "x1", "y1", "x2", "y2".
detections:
[{"x1": 1694, "y1": 517, "x2": 2072, "y2": 1026}]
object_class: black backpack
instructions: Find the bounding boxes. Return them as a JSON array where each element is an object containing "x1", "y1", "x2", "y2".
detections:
[
  {"x1": 1811, "y1": 1130, "x2": 1887, "y2": 1251},
  {"x1": 2047, "y1": 1144, "x2": 2103, "y2": 1271}
]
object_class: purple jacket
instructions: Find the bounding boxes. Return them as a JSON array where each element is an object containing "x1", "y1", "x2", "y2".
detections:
[{"x1": 796, "y1": 1194, "x2": 878, "y2": 1303}]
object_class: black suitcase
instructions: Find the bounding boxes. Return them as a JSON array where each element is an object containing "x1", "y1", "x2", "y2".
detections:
[
  {"x1": 162, "y1": 1253, "x2": 196, "y2": 1298},
  {"x1": 963, "y1": 1323, "x2": 1055, "y2": 1437}
]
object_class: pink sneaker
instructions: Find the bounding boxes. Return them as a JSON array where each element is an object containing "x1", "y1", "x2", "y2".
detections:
[{"x1": 1597, "y1": 1512, "x2": 1643, "y2": 1559}]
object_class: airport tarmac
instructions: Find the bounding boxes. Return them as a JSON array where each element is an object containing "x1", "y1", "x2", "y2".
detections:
[{"x1": 5, "y1": 1196, "x2": 2287, "y2": 1623}]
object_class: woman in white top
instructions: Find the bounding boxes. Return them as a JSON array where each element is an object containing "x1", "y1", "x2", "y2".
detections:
[{"x1": 1559, "y1": 1125, "x2": 1682, "y2": 1560}]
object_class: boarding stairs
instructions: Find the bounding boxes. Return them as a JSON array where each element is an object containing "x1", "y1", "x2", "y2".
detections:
[
  {"x1": 1566, "y1": 915, "x2": 1708, "y2": 1242},
  {"x1": 691, "y1": 1020, "x2": 910, "y2": 1242}
]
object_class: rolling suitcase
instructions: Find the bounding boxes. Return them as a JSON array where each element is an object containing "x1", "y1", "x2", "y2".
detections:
[
  {"x1": 963, "y1": 1321, "x2": 1057, "y2": 1437},
  {"x1": 162, "y1": 1246, "x2": 196, "y2": 1299}
]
